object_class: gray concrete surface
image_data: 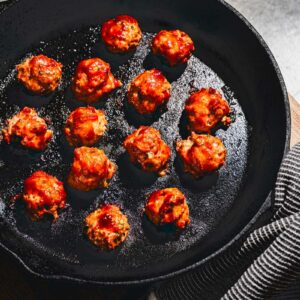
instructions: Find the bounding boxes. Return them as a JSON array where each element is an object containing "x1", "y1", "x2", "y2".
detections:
[{"x1": 226, "y1": 0, "x2": 300, "y2": 101}]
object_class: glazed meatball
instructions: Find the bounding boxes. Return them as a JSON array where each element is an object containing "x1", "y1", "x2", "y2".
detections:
[
  {"x1": 145, "y1": 188, "x2": 190, "y2": 229},
  {"x1": 123, "y1": 126, "x2": 171, "y2": 176},
  {"x1": 127, "y1": 69, "x2": 171, "y2": 114},
  {"x1": 23, "y1": 171, "x2": 66, "y2": 220},
  {"x1": 64, "y1": 107, "x2": 107, "y2": 147},
  {"x1": 101, "y1": 15, "x2": 142, "y2": 53},
  {"x1": 68, "y1": 147, "x2": 116, "y2": 191},
  {"x1": 185, "y1": 88, "x2": 231, "y2": 133},
  {"x1": 2, "y1": 107, "x2": 53, "y2": 151},
  {"x1": 85, "y1": 204, "x2": 130, "y2": 250},
  {"x1": 151, "y1": 30, "x2": 195, "y2": 66},
  {"x1": 17, "y1": 55, "x2": 62, "y2": 94},
  {"x1": 176, "y1": 132, "x2": 226, "y2": 178},
  {"x1": 72, "y1": 58, "x2": 122, "y2": 103}
]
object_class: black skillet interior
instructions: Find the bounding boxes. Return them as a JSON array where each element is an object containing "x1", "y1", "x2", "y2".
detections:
[{"x1": 0, "y1": 0, "x2": 289, "y2": 284}]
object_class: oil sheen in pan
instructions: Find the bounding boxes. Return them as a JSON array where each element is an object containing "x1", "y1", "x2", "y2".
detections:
[{"x1": 0, "y1": 26, "x2": 248, "y2": 276}]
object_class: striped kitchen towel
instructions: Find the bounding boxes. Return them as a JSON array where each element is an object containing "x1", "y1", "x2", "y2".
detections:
[{"x1": 154, "y1": 143, "x2": 300, "y2": 300}]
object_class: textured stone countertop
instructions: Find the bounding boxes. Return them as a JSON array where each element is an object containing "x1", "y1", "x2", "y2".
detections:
[{"x1": 226, "y1": 0, "x2": 300, "y2": 101}]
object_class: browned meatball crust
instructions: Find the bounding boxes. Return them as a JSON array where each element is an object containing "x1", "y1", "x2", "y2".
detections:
[
  {"x1": 85, "y1": 204, "x2": 130, "y2": 250},
  {"x1": 2, "y1": 107, "x2": 53, "y2": 151},
  {"x1": 68, "y1": 147, "x2": 116, "y2": 191},
  {"x1": 123, "y1": 126, "x2": 171, "y2": 176},
  {"x1": 101, "y1": 15, "x2": 142, "y2": 53},
  {"x1": 151, "y1": 30, "x2": 195, "y2": 66},
  {"x1": 145, "y1": 188, "x2": 190, "y2": 229},
  {"x1": 176, "y1": 132, "x2": 227, "y2": 178},
  {"x1": 72, "y1": 58, "x2": 122, "y2": 103},
  {"x1": 64, "y1": 106, "x2": 107, "y2": 147},
  {"x1": 185, "y1": 88, "x2": 231, "y2": 133},
  {"x1": 23, "y1": 171, "x2": 66, "y2": 220},
  {"x1": 17, "y1": 54, "x2": 62, "y2": 94},
  {"x1": 127, "y1": 69, "x2": 171, "y2": 114}
]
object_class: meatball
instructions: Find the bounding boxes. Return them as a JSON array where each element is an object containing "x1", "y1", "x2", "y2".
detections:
[
  {"x1": 145, "y1": 188, "x2": 190, "y2": 229},
  {"x1": 85, "y1": 204, "x2": 130, "y2": 250},
  {"x1": 127, "y1": 69, "x2": 171, "y2": 114},
  {"x1": 2, "y1": 107, "x2": 53, "y2": 151},
  {"x1": 176, "y1": 132, "x2": 226, "y2": 178},
  {"x1": 151, "y1": 30, "x2": 195, "y2": 66},
  {"x1": 72, "y1": 58, "x2": 122, "y2": 103},
  {"x1": 123, "y1": 126, "x2": 171, "y2": 176},
  {"x1": 185, "y1": 88, "x2": 231, "y2": 133},
  {"x1": 23, "y1": 171, "x2": 66, "y2": 220},
  {"x1": 68, "y1": 147, "x2": 116, "y2": 191},
  {"x1": 64, "y1": 107, "x2": 107, "y2": 147},
  {"x1": 101, "y1": 15, "x2": 142, "y2": 53},
  {"x1": 17, "y1": 55, "x2": 62, "y2": 94}
]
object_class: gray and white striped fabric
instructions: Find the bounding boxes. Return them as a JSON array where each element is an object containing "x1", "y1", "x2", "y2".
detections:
[{"x1": 155, "y1": 143, "x2": 300, "y2": 300}]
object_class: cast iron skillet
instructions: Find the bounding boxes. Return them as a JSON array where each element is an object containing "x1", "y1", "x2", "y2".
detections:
[{"x1": 0, "y1": 0, "x2": 290, "y2": 285}]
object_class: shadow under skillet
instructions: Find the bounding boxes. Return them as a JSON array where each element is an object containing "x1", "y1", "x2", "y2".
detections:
[{"x1": 0, "y1": 244, "x2": 150, "y2": 300}]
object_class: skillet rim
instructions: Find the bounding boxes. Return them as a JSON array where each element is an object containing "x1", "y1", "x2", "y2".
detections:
[{"x1": 0, "y1": 0, "x2": 291, "y2": 285}]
